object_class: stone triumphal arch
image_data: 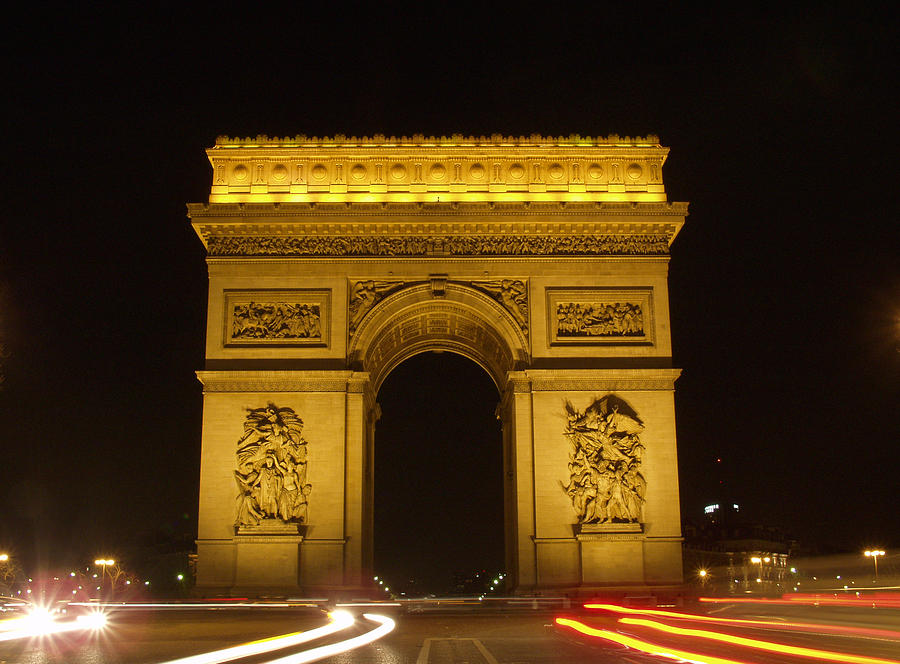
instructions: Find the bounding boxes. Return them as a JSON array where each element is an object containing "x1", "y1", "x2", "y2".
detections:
[{"x1": 190, "y1": 134, "x2": 688, "y2": 595}]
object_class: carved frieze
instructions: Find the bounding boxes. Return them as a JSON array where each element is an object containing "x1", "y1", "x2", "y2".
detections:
[
  {"x1": 558, "y1": 302, "x2": 643, "y2": 337},
  {"x1": 234, "y1": 403, "x2": 312, "y2": 529},
  {"x1": 225, "y1": 290, "x2": 329, "y2": 347},
  {"x1": 470, "y1": 279, "x2": 529, "y2": 334},
  {"x1": 207, "y1": 234, "x2": 670, "y2": 257},
  {"x1": 561, "y1": 395, "x2": 646, "y2": 527},
  {"x1": 547, "y1": 288, "x2": 653, "y2": 345}
]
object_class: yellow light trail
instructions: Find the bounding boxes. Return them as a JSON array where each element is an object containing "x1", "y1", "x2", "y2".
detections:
[
  {"x1": 619, "y1": 617, "x2": 900, "y2": 664},
  {"x1": 555, "y1": 617, "x2": 750, "y2": 664}
]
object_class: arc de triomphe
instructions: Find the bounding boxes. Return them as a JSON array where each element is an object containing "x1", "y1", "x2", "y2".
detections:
[{"x1": 189, "y1": 134, "x2": 688, "y2": 595}]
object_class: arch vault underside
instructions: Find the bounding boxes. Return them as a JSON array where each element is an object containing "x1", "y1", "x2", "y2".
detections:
[
  {"x1": 351, "y1": 282, "x2": 529, "y2": 393},
  {"x1": 191, "y1": 134, "x2": 688, "y2": 595}
]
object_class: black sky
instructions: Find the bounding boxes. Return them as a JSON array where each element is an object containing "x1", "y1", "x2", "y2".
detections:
[{"x1": 2, "y1": 7, "x2": 897, "y2": 576}]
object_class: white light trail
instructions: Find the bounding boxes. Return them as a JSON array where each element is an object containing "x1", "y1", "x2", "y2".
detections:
[
  {"x1": 155, "y1": 610, "x2": 355, "y2": 664},
  {"x1": 262, "y1": 613, "x2": 396, "y2": 664},
  {"x1": 67, "y1": 601, "x2": 312, "y2": 609},
  {"x1": 0, "y1": 607, "x2": 108, "y2": 642}
]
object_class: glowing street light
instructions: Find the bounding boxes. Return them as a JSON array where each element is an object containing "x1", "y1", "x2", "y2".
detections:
[
  {"x1": 750, "y1": 555, "x2": 768, "y2": 588},
  {"x1": 94, "y1": 558, "x2": 116, "y2": 597},
  {"x1": 864, "y1": 550, "x2": 885, "y2": 580},
  {"x1": 0, "y1": 553, "x2": 9, "y2": 562}
]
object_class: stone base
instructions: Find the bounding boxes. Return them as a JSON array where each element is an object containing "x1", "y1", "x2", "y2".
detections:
[
  {"x1": 576, "y1": 522, "x2": 643, "y2": 536},
  {"x1": 236, "y1": 519, "x2": 305, "y2": 537},
  {"x1": 234, "y1": 534, "x2": 303, "y2": 589}
]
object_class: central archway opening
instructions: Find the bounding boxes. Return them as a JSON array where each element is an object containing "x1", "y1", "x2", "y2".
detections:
[{"x1": 374, "y1": 351, "x2": 504, "y2": 596}]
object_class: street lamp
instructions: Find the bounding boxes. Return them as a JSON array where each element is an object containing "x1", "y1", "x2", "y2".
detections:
[
  {"x1": 0, "y1": 553, "x2": 14, "y2": 588},
  {"x1": 94, "y1": 559, "x2": 115, "y2": 597},
  {"x1": 864, "y1": 550, "x2": 885, "y2": 581}
]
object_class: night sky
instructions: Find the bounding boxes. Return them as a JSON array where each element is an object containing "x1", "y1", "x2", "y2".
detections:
[{"x1": 2, "y1": 7, "x2": 897, "y2": 583}]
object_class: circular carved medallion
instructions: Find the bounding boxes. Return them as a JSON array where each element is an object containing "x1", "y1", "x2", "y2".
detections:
[
  {"x1": 311, "y1": 164, "x2": 327, "y2": 180},
  {"x1": 429, "y1": 163, "x2": 446, "y2": 181},
  {"x1": 509, "y1": 163, "x2": 524, "y2": 179},
  {"x1": 549, "y1": 163, "x2": 565, "y2": 179},
  {"x1": 271, "y1": 164, "x2": 288, "y2": 181},
  {"x1": 232, "y1": 164, "x2": 248, "y2": 181},
  {"x1": 469, "y1": 163, "x2": 485, "y2": 180},
  {"x1": 588, "y1": 163, "x2": 603, "y2": 180},
  {"x1": 626, "y1": 163, "x2": 643, "y2": 179},
  {"x1": 390, "y1": 163, "x2": 407, "y2": 180},
  {"x1": 351, "y1": 164, "x2": 367, "y2": 180}
]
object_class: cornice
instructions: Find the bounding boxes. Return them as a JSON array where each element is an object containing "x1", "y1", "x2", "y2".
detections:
[
  {"x1": 521, "y1": 368, "x2": 682, "y2": 392},
  {"x1": 189, "y1": 202, "x2": 688, "y2": 256},
  {"x1": 213, "y1": 133, "x2": 664, "y2": 148},
  {"x1": 188, "y1": 201, "x2": 688, "y2": 218},
  {"x1": 196, "y1": 370, "x2": 363, "y2": 393}
]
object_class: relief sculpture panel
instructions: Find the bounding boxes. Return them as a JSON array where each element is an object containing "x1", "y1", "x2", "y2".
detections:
[
  {"x1": 234, "y1": 403, "x2": 311, "y2": 530},
  {"x1": 348, "y1": 280, "x2": 406, "y2": 334},
  {"x1": 225, "y1": 290, "x2": 329, "y2": 346},
  {"x1": 561, "y1": 395, "x2": 646, "y2": 529},
  {"x1": 470, "y1": 279, "x2": 528, "y2": 334},
  {"x1": 547, "y1": 288, "x2": 652, "y2": 345}
]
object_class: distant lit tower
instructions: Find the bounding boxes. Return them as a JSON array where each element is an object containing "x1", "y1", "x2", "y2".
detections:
[{"x1": 703, "y1": 455, "x2": 740, "y2": 526}]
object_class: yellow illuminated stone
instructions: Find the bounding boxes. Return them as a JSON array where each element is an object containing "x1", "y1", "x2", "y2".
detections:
[{"x1": 191, "y1": 134, "x2": 688, "y2": 596}]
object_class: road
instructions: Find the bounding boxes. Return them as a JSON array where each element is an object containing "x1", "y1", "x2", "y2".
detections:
[{"x1": 0, "y1": 598, "x2": 898, "y2": 663}]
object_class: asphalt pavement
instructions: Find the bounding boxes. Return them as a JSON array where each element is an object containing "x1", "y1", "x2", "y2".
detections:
[{"x1": 1, "y1": 600, "x2": 898, "y2": 663}]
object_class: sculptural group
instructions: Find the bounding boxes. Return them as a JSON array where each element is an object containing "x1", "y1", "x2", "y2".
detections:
[
  {"x1": 562, "y1": 395, "x2": 646, "y2": 525},
  {"x1": 234, "y1": 404, "x2": 311, "y2": 527},
  {"x1": 232, "y1": 302, "x2": 321, "y2": 340},
  {"x1": 556, "y1": 302, "x2": 644, "y2": 337}
]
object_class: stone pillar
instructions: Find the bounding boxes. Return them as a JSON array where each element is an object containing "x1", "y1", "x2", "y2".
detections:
[
  {"x1": 526, "y1": 369, "x2": 683, "y2": 591},
  {"x1": 342, "y1": 372, "x2": 373, "y2": 591},
  {"x1": 503, "y1": 372, "x2": 537, "y2": 592},
  {"x1": 194, "y1": 370, "x2": 373, "y2": 595}
]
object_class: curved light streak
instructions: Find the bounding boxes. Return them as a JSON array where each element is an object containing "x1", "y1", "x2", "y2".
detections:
[
  {"x1": 262, "y1": 613, "x2": 396, "y2": 664},
  {"x1": 619, "y1": 617, "x2": 900, "y2": 664},
  {"x1": 555, "y1": 617, "x2": 749, "y2": 664},
  {"x1": 156, "y1": 610, "x2": 355, "y2": 664},
  {"x1": 585, "y1": 602, "x2": 900, "y2": 640}
]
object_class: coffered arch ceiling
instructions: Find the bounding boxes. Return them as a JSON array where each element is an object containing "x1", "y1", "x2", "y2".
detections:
[{"x1": 348, "y1": 283, "x2": 530, "y2": 394}]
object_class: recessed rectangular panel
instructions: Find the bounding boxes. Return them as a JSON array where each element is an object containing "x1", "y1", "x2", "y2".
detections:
[
  {"x1": 547, "y1": 288, "x2": 653, "y2": 346},
  {"x1": 224, "y1": 289, "x2": 330, "y2": 347}
]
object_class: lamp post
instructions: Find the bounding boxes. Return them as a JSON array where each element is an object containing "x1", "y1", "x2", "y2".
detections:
[
  {"x1": 864, "y1": 550, "x2": 885, "y2": 581},
  {"x1": 0, "y1": 553, "x2": 13, "y2": 589},
  {"x1": 94, "y1": 558, "x2": 115, "y2": 597}
]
